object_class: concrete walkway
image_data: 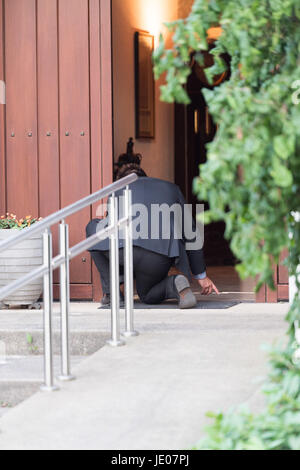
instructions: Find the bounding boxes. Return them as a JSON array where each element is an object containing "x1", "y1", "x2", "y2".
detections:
[{"x1": 0, "y1": 303, "x2": 288, "y2": 450}]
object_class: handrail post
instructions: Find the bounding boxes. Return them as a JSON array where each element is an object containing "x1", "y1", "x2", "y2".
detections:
[
  {"x1": 57, "y1": 221, "x2": 75, "y2": 382},
  {"x1": 123, "y1": 186, "x2": 139, "y2": 338},
  {"x1": 40, "y1": 229, "x2": 59, "y2": 392},
  {"x1": 107, "y1": 193, "x2": 125, "y2": 347}
]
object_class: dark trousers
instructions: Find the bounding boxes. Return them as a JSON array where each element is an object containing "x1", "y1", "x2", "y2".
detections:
[{"x1": 91, "y1": 246, "x2": 177, "y2": 305}]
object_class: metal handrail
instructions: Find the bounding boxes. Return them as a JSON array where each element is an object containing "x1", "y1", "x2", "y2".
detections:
[
  {"x1": 0, "y1": 174, "x2": 137, "y2": 253},
  {"x1": 0, "y1": 173, "x2": 139, "y2": 391}
]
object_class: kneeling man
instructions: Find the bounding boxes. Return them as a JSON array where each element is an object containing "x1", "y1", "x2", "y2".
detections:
[{"x1": 86, "y1": 156, "x2": 219, "y2": 309}]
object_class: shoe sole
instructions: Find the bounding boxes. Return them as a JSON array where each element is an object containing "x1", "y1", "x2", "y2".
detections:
[
  {"x1": 174, "y1": 275, "x2": 197, "y2": 309},
  {"x1": 98, "y1": 300, "x2": 125, "y2": 309}
]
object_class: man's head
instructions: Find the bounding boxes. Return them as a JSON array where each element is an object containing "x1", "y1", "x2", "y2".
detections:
[{"x1": 115, "y1": 137, "x2": 147, "y2": 180}]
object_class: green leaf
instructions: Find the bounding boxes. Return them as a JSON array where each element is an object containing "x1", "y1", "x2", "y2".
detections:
[
  {"x1": 273, "y1": 135, "x2": 294, "y2": 160},
  {"x1": 26, "y1": 334, "x2": 33, "y2": 345},
  {"x1": 155, "y1": 0, "x2": 300, "y2": 450},
  {"x1": 271, "y1": 159, "x2": 293, "y2": 187}
]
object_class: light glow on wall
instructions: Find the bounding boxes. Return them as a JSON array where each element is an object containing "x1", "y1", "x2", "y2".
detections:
[
  {"x1": 142, "y1": 2, "x2": 223, "y2": 46},
  {"x1": 143, "y1": 0, "x2": 170, "y2": 44}
]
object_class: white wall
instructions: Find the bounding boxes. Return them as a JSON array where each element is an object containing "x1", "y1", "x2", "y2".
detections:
[{"x1": 112, "y1": 0, "x2": 178, "y2": 182}]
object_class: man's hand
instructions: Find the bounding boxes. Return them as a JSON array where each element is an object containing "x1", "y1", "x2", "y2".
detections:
[{"x1": 197, "y1": 277, "x2": 220, "y2": 296}]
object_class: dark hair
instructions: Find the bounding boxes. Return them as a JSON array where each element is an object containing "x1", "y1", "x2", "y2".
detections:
[
  {"x1": 116, "y1": 163, "x2": 147, "y2": 180},
  {"x1": 114, "y1": 138, "x2": 147, "y2": 180}
]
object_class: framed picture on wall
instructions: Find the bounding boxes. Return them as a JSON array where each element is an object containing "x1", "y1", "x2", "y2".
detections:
[{"x1": 134, "y1": 31, "x2": 155, "y2": 139}]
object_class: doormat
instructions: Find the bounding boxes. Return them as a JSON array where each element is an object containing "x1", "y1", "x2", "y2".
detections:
[
  {"x1": 98, "y1": 300, "x2": 241, "y2": 310},
  {"x1": 132, "y1": 300, "x2": 241, "y2": 310}
]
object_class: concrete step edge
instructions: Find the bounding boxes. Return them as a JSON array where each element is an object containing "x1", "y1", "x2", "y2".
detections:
[{"x1": 0, "y1": 331, "x2": 109, "y2": 356}]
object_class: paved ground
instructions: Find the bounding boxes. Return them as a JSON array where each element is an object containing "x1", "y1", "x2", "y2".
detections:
[
  {"x1": 0, "y1": 356, "x2": 84, "y2": 381},
  {"x1": 0, "y1": 302, "x2": 288, "y2": 450},
  {"x1": 0, "y1": 406, "x2": 11, "y2": 419}
]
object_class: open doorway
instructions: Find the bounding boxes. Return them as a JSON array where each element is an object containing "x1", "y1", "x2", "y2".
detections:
[
  {"x1": 175, "y1": 50, "x2": 234, "y2": 267},
  {"x1": 174, "y1": 52, "x2": 255, "y2": 301},
  {"x1": 111, "y1": 0, "x2": 255, "y2": 302}
]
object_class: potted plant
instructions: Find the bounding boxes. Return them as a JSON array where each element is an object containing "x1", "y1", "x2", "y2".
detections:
[{"x1": 0, "y1": 214, "x2": 43, "y2": 309}]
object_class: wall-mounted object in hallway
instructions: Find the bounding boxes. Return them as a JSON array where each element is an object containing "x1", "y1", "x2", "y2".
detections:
[
  {"x1": 192, "y1": 49, "x2": 229, "y2": 88},
  {"x1": 134, "y1": 31, "x2": 155, "y2": 139}
]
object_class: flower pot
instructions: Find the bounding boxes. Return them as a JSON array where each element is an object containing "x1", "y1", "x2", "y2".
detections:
[{"x1": 0, "y1": 229, "x2": 43, "y2": 308}]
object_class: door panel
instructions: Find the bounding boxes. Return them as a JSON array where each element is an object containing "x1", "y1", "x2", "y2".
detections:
[
  {"x1": 256, "y1": 253, "x2": 289, "y2": 302},
  {"x1": 89, "y1": 0, "x2": 114, "y2": 300},
  {"x1": 5, "y1": 0, "x2": 39, "y2": 217},
  {"x1": 0, "y1": 0, "x2": 5, "y2": 215},
  {"x1": 37, "y1": 0, "x2": 60, "y2": 219},
  {"x1": 58, "y1": 0, "x2": 91, "y2": 284},
  {"x1": 37, "y1": 0, "x2": 60, "y2": 282},
  {"x1": 89, "y1": 0, "x2": 104, "y2": 300},
  {"x1": 0, "y1": 0, "x2": 113, "y2": 300},
  {"x1": 99, "y1": 0, "x2": 113, "y2": 188},
  {"x1": 277, "y1": 249, "x2": 289, "y2": 301},
  {"x1": 278, "y1": 249, "x2": 289, "y2": 284}
]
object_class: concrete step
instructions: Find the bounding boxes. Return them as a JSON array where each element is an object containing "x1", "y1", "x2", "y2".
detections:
[
  {"x1": 0, "y1": 303, "x2": 288, "y2": 450},
  {"x1": 0, "y1": 403, "x2": 13, "y2": 418},
  {"x1": 1, "y1": 330, "x2": 109, "y2": 356},
  {"x1": 0, "y1": 302, "x2": 286, "y2": 357},
  {"x1": 0, "y1": 304, "x2": 112, "y2": 355},
  {"x1": 0, "y1": 356, "x2": 84, "y2": 407}
]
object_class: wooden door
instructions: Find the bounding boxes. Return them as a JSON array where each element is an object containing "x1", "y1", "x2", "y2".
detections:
[
  {"x1": 0, "y1": 0, "x2": 5, "y2": 216},
  {"x1": 5, "y1": 0, "x2": 39, "y2": 218},
  {"x1": 0, "y1": 0, "x2": 113, "y2": 300},
  {"x1": 58, "y1": 0, "x2": 92, "y2": 291},
  {"x1": 256, "y1": 250, "x2": 289, "y2": 302}
]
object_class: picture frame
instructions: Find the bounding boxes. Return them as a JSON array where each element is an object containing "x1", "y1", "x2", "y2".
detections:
[{"x1": 134, "y1": 31, "x2": 155, "y2": 139}]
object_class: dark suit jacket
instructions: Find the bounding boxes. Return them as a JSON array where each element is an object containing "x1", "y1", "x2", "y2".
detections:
[{"x1": 86, "y1": 177, "x2": 206, "y2": 279}]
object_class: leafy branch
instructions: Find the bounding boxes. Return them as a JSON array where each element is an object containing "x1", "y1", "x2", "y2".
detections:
[{"x1": 154, "y1": 0, "x2": 300, "y2": 450}]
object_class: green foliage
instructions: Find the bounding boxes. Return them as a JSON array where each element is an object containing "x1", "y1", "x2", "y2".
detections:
[
  {"x1": 26, "y1": 333, "x2": 38, "y2": 355},
  {"x1": 0, "y1": 214, "x2": 40, "y2": 230},
  {"x1": 195, "y1": 340, "x2": 300, "y2": 450},
  {"x1": 26, "y1": 334, "x2": 33, "y2": 346},
  {"x1": 154, "y1": 0, "x2": 300, "y2": 450}
]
